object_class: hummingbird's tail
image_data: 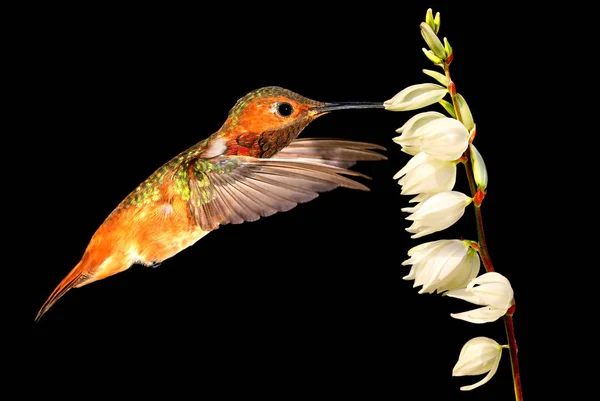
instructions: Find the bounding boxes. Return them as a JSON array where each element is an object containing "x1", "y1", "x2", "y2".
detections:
[{"x1": 35, "y1": 260, "x2": 88, "y2": 322}]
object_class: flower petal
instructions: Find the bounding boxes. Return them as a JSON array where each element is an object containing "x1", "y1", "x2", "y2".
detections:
[
  {"x1": 450, "y1": 306, "x2": 506, "y2": 323},
  {"x1": 403, "y1": 240, "x2": 450, "y2": 265},
  {"x1": 401, "y1": 203, "x2": 421, "y2": 213},
  {"x1": 408, "y1": 191, "x2": 471, "y2": 220},
  {"x1": 453, "y1": 346, "x2": 498, "y2": 376},
  {"x1": 393, "y1": 152, "x2": 430, "y2": 180},
  {"x1": 454, "y1": 338, "x2": 494, "y2": 364},
  {"x1": 406, "y1": 225, "x2": 437, "y2": 239},
  {"x1": 437, "y1": 250, "x2": 480, "y2": 293},
  {"x1": 444, "y1": 287, "x2": 485, "y2": 305},
  {"x1": 470, "y1": 286, "x2": 513, "y2": 310},
  {"x1": 400, "y1": 146, "x2": 420, "y2": 156},
  {"x1": 384, "y1": 84, "x2": 448, "y2": 111},
  {"x1": 467, "y1": 272, "x2": 514, "y2": 310},
  {"x1": 453, "y1": 337, "x2": 500, "y2": 376},
  {"x1": 401, "y1": 193, "x2": 434, "y2": 213},
  {"x1": 409, "y1": 193, "x2": 431, "y2": 203},
  {"x1": 415, "y1": 118, "x2": 470, "y2": 160},
  {"x1": 402, "y1": 264, "x2": 418, "y2": 280},
  {"x1": 421, "y1": 135, "x2": 469, "y2": 161},
  {"x1": 395, "y1": 111, "x2": 446, "y2": 134},
  {"x1": 417, "y1": 241, "x2": 468, "y2": 293},
  {"x1": 459, "y1": 350, "x2": 502, "y2": 391},
  {"x1": 407, "y1": 209, "x2": 466, "y2": 238},
  {"x1": 400, "y1": 158, "x2": 456, "y2": 195},
  {"x1": 467, "y1": 272, "x2": 511, "y2": 288},
  {"x1": 436, "y1": 242, "x2": 468, "y2": 281}
]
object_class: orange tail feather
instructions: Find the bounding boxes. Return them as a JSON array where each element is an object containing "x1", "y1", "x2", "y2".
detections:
[{"x1": 35, "y1": 261, "x2": 86, "y2": 322}]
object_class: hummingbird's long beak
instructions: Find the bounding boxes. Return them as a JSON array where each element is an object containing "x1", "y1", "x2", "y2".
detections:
[{"x1": 309, "y1": 102, "x2": 385, "y2": 115}]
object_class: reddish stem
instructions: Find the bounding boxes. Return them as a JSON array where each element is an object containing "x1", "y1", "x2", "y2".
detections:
[
  {"x1": 505, "y1": 310, "x2": 522, "y2": 401},
  {"x1": 443, "y1": 61, "x2": 522, "y2": 400},
  {"x1": 474, "y1": 204, "x2": 495, "y2": 272}
]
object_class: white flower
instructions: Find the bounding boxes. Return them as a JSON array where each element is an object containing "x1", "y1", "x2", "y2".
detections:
[
  {"x1": 393, "y1": 111, "x2": 446, "y2": 155},
  {"x1": 446, "y1": 272, "x2": 514, "y2": 324},
  {"x1": 470, "y1": 143, "x2": 488, "y2": 191},
  {"x1": 393, "y1": 152, "x2": 457, "y2": 195},
  {"x1": 384, "y1": 83, "x2": 448, "y2": 111},
  {"x1": 394, "y1": 117, "x2": 469, "y2": 160},
  {"x1": 453, "y1": 337, "x2": 504, "y2": 391},
  {"x1": 405, "y1": 191, "x2": 472, "y2": 238},
  {"x1": 402, "y1": 239, "x2": 480, "y2": 294}
]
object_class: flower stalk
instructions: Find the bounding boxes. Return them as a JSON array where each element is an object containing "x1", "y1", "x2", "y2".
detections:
[
  {"x1": 443, "y1": 59, "x2": 521, "y2": 401},
  {"x1": 443, "y1": 62, "x2": 494, "y2": 274},
  {"x1": 505, "y1": 310, "x2": 522, "y2": 401}
]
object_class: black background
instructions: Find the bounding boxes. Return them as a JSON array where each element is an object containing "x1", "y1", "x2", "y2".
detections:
[{"x1": 19, "y1": 2, "x2": 538, "y2": 400}]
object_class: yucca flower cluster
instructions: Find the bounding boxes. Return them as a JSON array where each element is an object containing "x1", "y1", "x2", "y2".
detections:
[{"x1": 384, "y1": 9, "x2": 522, "y2": 399}]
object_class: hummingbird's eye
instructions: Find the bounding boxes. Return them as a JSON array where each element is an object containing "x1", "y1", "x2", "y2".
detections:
[{"x1": 277, "y1": 102, "x2": 294, "y2": 117}]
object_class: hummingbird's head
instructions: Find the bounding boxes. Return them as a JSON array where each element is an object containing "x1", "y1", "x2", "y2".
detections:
[{"x1": 219, "y1": 86, "x2": 383, "y2": 157}]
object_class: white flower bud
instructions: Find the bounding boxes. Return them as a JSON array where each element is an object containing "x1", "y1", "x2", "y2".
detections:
[
  {"x1": 394, "y1": 117, "x2": 469, "y2": 161},
  {"x1": 422, "y1": 48, "x2": 443, "y2": 64},
  {"x1": 446, "y1": 272, "x2": 514, "y2": 324},
  {"x1": 425, "y1": 8, "x2": 435, "y2": 31},
  {"x1": 405, "y1": 191, "x2": 472, "y2": 238},
  {"x1": 453, "y1": 337, "x2": 504, "y2": 391},
  {"x1": 422, "y1": 69, "x2": 450, "y2": 86},
  {"x1": 384, "y1": 83, "x2": 448, "y2": 112},
  {"x1": 455, "y1": 93, "x2": 475, "y2": 131},
  {"x1": 433, "y1": 11, "x2": 441, "y2": 34},
  {"x1": 443, "y1": 37, "x2": 452, "y2": 58},
  {"x1": 420, "y1": 22, "x2": 447, "y2": 60},
  {"x1": 402, "y1": 239, "x2": 480, "y2": 294},
  {"x1": 438, "y1": 99, "x2": 456, "y2": 118},
  {"x1": 470, "y1": 143, "x2": 488, "y2": 192},
  {"x1": 394, "y1": 152, "x2": 457, "y2": 195}
]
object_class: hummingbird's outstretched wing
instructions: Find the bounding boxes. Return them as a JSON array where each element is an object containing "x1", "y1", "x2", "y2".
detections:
[
  {"x1": 275, "y1": 138, "x2": 387, "y2": 168},
  {"x1": 186, "y1": 139, "x2": 386, "y2": 231}
]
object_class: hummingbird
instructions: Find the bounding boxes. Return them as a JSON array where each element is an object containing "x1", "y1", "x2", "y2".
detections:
[{"x1": 35, "y1": 86, "x2": 386, "y2": 321}]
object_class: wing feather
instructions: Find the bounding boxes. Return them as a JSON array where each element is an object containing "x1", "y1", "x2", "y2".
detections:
[
  {"x1": 275, "y1": 138, "x2": 387, "y2": 168},
  {"x1": 240, "y1": 178, "x2": 298, "y2": 212},
  {"x1": 212, "y1": 174, "x2": 257, "y2": 223},
  {"x1": 185, "y1": 139, "x2": 385, "y2": 231},
  {"x1": 217, "y1": 173, "x2": 266, "y2": 219},
  {"x1": 249, "y1": 173, "x2": 337, "y2": 194}
]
